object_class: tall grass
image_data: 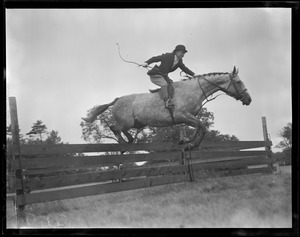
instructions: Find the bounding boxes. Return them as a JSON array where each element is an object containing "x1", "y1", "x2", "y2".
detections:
[{"x1": 6, "y1": 171, "x2": 291, "y2": 228}]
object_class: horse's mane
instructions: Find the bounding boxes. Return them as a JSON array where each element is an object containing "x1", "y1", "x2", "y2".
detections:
[
  {"x1": 182, "y1": 72, "x2": 229, "y2": 82},
  {"x1": 201, "y1": 72, "x2": 229, "y2": 77}
]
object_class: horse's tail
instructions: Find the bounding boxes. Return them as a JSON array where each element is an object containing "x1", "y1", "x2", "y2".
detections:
[{"x1": 82, "y1": 98, "x2": 119, "y2": 123}]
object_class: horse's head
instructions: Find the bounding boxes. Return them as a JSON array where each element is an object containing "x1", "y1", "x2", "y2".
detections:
[{"x1": 224, "y1": 66, "x2": 252, "y2": 105}]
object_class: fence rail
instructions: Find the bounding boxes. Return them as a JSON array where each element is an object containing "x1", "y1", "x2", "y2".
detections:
[
  {"x1": 7, "y1": 140, "x2": 272, "y2": 156},
  {"x1": 9, "y1": 149, "x2": 272, "y2": 170}
]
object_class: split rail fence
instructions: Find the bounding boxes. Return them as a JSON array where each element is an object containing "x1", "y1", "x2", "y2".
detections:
[{"x1": 6, "y1": 97, "x2": 273, "y2": 227}]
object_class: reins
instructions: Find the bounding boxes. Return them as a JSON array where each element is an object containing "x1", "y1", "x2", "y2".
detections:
[{"x1": 180, "y1": 71, "x2": 225, "y2": 114}]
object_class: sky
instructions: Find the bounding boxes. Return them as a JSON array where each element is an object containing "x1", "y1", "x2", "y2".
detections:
[{"x1": 6, "y1": 8, "x2": 291, "y2": 152}]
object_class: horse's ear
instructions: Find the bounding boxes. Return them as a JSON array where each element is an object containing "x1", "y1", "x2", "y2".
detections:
[
  {"x1": 232, "y1": 66, "x2": 236, "y2": 74},
  {"x1": 236, "y1": 68, "x2": 239, "y2": 74}
]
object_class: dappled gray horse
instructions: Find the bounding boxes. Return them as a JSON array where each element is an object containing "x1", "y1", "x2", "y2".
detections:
[{"x1": 82, "y1": 66, "x2": 252, "y2": 149}]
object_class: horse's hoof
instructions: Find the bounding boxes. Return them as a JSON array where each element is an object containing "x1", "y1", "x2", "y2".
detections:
[
  {"x1": 183, "y1": 143, "x2": 191, "y2": 151},
  {"x1": 178, "y1": 139, "x2": 190, "y2": 145},
  {"x1": 183, "y1": 143, "x2": 200, "y2": 151}
]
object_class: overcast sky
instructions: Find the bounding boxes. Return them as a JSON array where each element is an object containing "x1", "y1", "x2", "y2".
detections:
[{"x1": 6, "y1": 8, "x2": 291, "y2": 151}]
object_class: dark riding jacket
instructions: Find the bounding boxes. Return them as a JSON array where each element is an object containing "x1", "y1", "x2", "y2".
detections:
[{"x1": 146, "y1": 52, "x2": 195, "y2": 77}]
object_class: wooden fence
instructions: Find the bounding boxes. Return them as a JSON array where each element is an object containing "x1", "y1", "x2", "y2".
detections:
[{"x1": 7, "y1": 97, "x2": 273, "y2": 227}]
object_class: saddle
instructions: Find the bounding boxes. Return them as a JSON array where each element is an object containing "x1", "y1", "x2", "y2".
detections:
[{"x1": 149, "y1": 84, "x2": 175, "y2": 123}]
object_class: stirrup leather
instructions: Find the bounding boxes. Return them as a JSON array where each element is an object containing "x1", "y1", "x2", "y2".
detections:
[{"x1": 164, "y1": 98, "x2": 174, "y2": 108}]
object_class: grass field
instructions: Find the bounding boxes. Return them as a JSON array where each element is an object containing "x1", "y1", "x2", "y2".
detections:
[{"x1": 6, "y1": 167, "x2": 292, "y2": 228}]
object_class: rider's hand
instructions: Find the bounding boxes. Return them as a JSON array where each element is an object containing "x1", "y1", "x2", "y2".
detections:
[{"x1": 140, "y1": 63, "x2": 148, "y2": 68}]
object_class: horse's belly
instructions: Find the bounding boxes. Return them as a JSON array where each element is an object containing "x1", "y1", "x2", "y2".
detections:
[{"x1": 133, "y1": 95, "x2": 172, "y2": 127}]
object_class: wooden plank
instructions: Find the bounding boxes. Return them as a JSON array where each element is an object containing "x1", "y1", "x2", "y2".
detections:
[
  {"x1": 17, "y1": 174, "x2": 191, "y2": 205},
  {"x1": 262, "y1": 116, "x2": 275, "y2": 169},
  {"x1": 25, "y1": 159, "x2": 180, "y2": 176},
  {"x1": 26, "y1": 166, "x2": 90, "y2": 175},
  {"x1": 26, "y1": 160, "x2": 180, "y2": 176},
  {"x1": 9, "y1": 97, "x2": 27, "y2": 227},
  {"x1": 8, "y1": 142, "x2": 181, "y2": 155},
  {"x1": 17, "y1": 162, "x2": 190, "y2": 191},
  {"x1": 199, "y1": 140, "x2": 272, "y2": 150},
  {"x1": 11, "y1": 151, "x2": 181, "y2": 170},
  {"x1": 188, "y1": 155, "x2": 266, "y2": 164},
  {"x1": 189, "y1": 150, "x2": 271, "y2": 160},
  {"x1": 11, "y1": 150, "x2": 271, "y2": 170},
  {"x1": 7, "y1": 140, "x2": 272, "y2": 156},
  {"x1": 189, "y1": 156, "x2": 271, "y2": 171}
]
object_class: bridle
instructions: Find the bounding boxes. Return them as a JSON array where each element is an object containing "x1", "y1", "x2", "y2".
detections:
[
  {"x1": 222, "y1": 73, "x2": 248, "y2": 101},
  {"x1": 196, "y1": 72, "x2": 248, "y2": 102}
]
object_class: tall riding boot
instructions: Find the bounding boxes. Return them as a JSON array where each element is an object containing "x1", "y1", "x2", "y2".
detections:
[{"x1": 165, "y1": 84, "x2": 174, "y2": 108}]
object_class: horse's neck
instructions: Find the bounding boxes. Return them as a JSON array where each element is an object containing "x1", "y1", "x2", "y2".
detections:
[{"x1": 197, "y1": 74, "x2": 229, "y2": 97}]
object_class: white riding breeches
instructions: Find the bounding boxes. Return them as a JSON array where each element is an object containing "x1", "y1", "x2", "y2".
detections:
[{"x1": 149, "y1": 75, "x2": 168, "y2": 87}]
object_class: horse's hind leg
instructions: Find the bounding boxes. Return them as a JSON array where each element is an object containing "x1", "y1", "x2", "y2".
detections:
[
  {"x1": 122, "y1": 130, "x2": 134, "y2": 143},
  {"x1": 109, "y1": 125, "x2": 129, "y2": 154},
  {"x1": 110, "y1": 125, "x2": 134, "y2": 143}
]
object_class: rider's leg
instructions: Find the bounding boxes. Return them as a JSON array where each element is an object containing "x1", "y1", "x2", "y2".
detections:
[
  {"x1": 149, "y1": 75, "x2": 174, "y2": 107},
  {"x1": 149, "y1": 75, "x2": 167, "y2": 87}
]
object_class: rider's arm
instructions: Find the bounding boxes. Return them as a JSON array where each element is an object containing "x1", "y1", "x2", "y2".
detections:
[
  {"x1": 178, "y1": 61, "x2": 195, "y2": 76},
  {"x1": 145, "y1": 54, "x2": 163, "y2": 65}
]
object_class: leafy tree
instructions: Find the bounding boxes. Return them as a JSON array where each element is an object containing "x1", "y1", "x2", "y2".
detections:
[
  {"x1": 81, "y1": 107, "x2": 118, "y2": 143},
  {"x1": 276, "y1": 122, "x2": 292, "y2": 151},
  {"x1": 45, "y1": 130, "x2": 62, "y2": 145},
  {"x1": 26, "y1": 120, "x2": 48, "y2": 142},
  {"x1": 274, "y1": 123, "x2": 292, "y2": 166},
  {"x1": 204, "y1": 129, "x2": 239, "y2": 143}
]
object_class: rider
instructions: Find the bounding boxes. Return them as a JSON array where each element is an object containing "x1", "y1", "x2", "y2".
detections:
[{"x1": 141, "y1": 45, "x2": 199, "y2": 107}]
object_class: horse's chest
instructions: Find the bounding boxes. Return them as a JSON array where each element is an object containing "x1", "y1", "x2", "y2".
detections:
[{"x1": 175, "y1": 94, "x2": 201, "y2": 114}]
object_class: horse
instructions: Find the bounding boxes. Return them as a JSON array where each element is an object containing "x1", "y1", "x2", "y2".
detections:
[{"x1": 82, "y1": 66, "x2": 252, "y2": 149}]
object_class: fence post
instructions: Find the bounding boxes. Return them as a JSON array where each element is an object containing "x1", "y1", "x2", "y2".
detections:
[
  {"x1": 9, "y1": 97, "x2": 27, "y2": 228},
  {"x1": 261, "y1": 116, "x2": 274, "y2": 171},
  {"x1": 179, "y1": 125, "x2": 186, "y2": 165}
]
